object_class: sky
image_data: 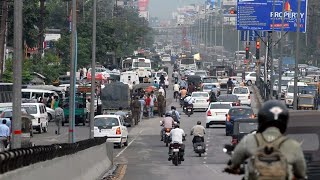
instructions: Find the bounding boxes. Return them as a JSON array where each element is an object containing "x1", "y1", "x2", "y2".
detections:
[{"x1": 148, "y1": 0, "x2": 205, "y2": 20}]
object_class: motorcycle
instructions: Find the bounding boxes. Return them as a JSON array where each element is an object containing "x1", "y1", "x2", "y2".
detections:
[
  {"x1": 171, "y1": 143, "x2": 182, "y2": 166},
  {"x1": 179, "y1": 97, "x2": 184, "y2": 108},
  {"x1": 184, "y1": 104, "x2": 193, "y2": 117},
  {"x1": 163, "y1": 128, "x2": 172, "y2": 147},
  {"x1": 193, "y1": 136, "x2": 206, "y2": 157}
]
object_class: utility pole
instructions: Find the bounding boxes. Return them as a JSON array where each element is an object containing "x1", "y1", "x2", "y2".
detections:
[
  {"x1": 269, "y1": 0, "x2": 276, "y2": 99},
  {"x1": 38, "y1": 0, "x2": 46, "y2": 58},
  {"x1": 69, "y1": 0, "x2": 77, "y2": 143},
  {"x1": 293, "y1": 0, "x2": 301, "y2": 110},
  {"x1": 90, "y1": 0, "x2": 96, "y2": 139},
  {"x1": 278, "y1": 0, "x2": 285, "y2": 100},
  {"x1": 0, "y1": 0, "x2": 8, "y2": 79},
  {"x1": 12, "y1": 0, "x2": 23, "y2": 149}
]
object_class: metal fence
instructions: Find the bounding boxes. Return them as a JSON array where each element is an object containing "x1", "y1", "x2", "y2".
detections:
[{"x1": 0, "y1": 137, "x2": 108, "y2": 174}]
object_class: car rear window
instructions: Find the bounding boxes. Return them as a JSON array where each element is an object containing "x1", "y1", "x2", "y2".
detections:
[
  {"x1": 233, "y1": 87, "x2": 248, "y2": 94},
  {"x1": 238, "y1": 122, "x2": 258, "y2": 133},
  {"x1": 217, "y1": 95, "x2": 238, "y2": 102},
  {"x1": 229, "y1": 108, "x2": 253, "y2": 116},
  {"x1": 203, "y1": 78, "x2": 218, "y2": 83},
  {"x1": 210, "y1": 104, "x2": 231, "y2": 109},
  {"x1": 94, "y1": 117, "x2": 119, "y2": 128},
  {"x1": 192, "y1": 93, "x2": 208, "y2": 97},
  {"x1": 21, "y1": 105, "x2": 37, "y2": 114},
  {"x1": 203, "y1": 84, "x2": 217, "y2": 90}
]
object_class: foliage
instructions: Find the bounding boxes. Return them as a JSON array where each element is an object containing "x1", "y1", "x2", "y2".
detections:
[{"x1": 2, "y1": 59, "x2": 33, "y2": 84}]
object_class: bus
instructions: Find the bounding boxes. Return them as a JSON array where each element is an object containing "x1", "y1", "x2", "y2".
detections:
[
  {"x1": 179, "y1": 57, "x2": 196, "y2": 70},
  {"x1": 132, "y1": 58, "x2": 152, "y2": 82},
  {"x1": 121, "y1": 57, "x2": 133, "y2": 71}
]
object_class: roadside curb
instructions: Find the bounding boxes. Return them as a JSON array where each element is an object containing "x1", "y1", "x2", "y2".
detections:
[{"x1": 252, "y1": 85, "x2": 263, "y2": 109}]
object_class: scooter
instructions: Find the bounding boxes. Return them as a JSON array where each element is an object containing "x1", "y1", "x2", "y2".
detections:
[
  {"x1": 179, "y1": 97, "x2": 185, "y2": 108},
  {"x1": 193, "y1": 136, "x2": 206, "y2": 157}
]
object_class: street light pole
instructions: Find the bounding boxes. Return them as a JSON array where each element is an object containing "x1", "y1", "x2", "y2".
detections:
[
  {"x1": 278, "y1": 0, "x2": 285, "y2": 100},
  {"x1": 11, "y1": 0, "x2": 23, "y2": 149},
  {"x1": 90, "y1": 0, "x2": 96, "y2": 139},
  {"x1": 293, "y1": 0, "x2": 301, "y2": 110}
]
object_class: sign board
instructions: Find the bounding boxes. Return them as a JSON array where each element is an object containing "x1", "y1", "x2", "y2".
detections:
[
  {"x1": 240, "y1": 30, "x2": 266, "y2": 41},
  {"x1": 223, "y1": 0, "x2": 237, "y2": 6},
  {"x1": 237, "y1": 0, "x2": 307, "y2": 32}
]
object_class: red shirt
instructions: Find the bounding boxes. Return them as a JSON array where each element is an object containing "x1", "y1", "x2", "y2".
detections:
[{"x1": 145, "y1": 97, "x2": 151, "y2": 106}]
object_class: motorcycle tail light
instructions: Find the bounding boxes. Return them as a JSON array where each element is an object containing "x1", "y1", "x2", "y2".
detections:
[
  {"x1": 207, "y1": 110, "x2": 212, "y2": 116},
  {"x1": 116, "y1": 127, "x2": 121, "y2": 135},
  {"x1": 165, "y1": 128, "x2": 171, "y2": 132}
]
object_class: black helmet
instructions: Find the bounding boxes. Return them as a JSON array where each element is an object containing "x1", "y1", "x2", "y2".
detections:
[
  {"x1": 257, "y1": 100, "x2": 289, "y2": 134},
  {"x1": 171, "y1": 106, "x2": 176, "y2": 110},
  {"x1": 197, "y1": 121, "x2": 201, "y2": 125},
  {"x1": 165, "y1": 112, "x2": 172, "y2": 117}
]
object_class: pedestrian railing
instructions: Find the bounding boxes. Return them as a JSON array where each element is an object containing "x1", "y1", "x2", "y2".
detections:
[{"x1": 0, "y1": 137, "x2": 108, "y2": 174}]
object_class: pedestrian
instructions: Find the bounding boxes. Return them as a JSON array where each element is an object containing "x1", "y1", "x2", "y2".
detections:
[
  {"x1": 145, "y1": 94, "x2": 151, "y2": 118},
  {"x1": 138, "y1": 95, "x2": 145, "y2": 120},
  {"x1": 149, "y1": 92, "x2": 157, "y2": 118},
  {"x1": 157, "y1": 92, "x2": 166, "y2": 117},
  {"x1": 86, "y1": 98, "x2": 91, "y2": 122},
  {"x1": 50, "y1": 94, "x2": 55, "y2": 109},
  {"x1": 159, "y1": 86, "x2": 165, "y2": 97},
  {"x1": 131, "y1": 96, "x2": 141, "y2": 125},
  {"x1": 54, "y1": 102, "x2": 64, "y2": 135},
  {"x1": 80, "y1": 68, "x2": 84, "y2": 80},
  {"x1": 53, "y1": 96, "x2": 59, "y2": 109},
  {"x1": 0, "y1": 119, "x2": 10, "y2": 149}
]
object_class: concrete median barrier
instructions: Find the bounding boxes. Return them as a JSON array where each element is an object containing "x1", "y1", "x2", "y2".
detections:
[{"x1": 0, "y1": 142, "x2": 113, "y2": 180}]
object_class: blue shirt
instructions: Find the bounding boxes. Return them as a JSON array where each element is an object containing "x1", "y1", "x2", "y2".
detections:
[
  {"x1": 139, "y1": 99, "x2": 145, "y2": 111},
  {"x1": 172, "y1": 110, "x2": 180, "y2": 119},
  {"x1": 0, "y1": 124, "x2": 10, "y2": 137},
  {"x1": 179, "y1": 80, "x2": 188, "y2": 88}
]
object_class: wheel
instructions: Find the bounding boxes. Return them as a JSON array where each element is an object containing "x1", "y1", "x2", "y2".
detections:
[
  {"x1": 38, "y1": 125, "x2": 43, "y2": 134},
  {"x1": 43, "y1": 124, "x2": 48, "y2": 133},
  {"x1": 172, "y1": 155, "x2": 178, "y2": 166},
  {"x1": 206, "y1": 123, "x2": 209, "y2": 128},
  {"x1": 124, "y1": 136, "x2": 128, "y2": 146},
  {"x1": 188, "y1": 114, "x2": 190, "y2": 117},
  {"x1": 247, "y1": 80, "x2": 252, "y2": 86},
  {"x1": 199, "y1": 153, "x2": 202, "y2": 157},
  {"x1": 48, "y1": 114, "x2": 53, "y2": 122}
]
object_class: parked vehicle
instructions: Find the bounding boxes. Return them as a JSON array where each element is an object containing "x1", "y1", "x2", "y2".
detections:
[
  {"x1": 244, "y1": 72, "x2": 256, "y2": 86},
  {"x1": 21, "y1": 103, "x2": 49, "y2": 134},
  {"x1": 297, "y1": 94, "x2": 316, "y2": 110}
]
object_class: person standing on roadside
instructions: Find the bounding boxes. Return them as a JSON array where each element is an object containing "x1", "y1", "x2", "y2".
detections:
[
  {"x1": 157, "y1": 92, "x2": 166, "y2": 117},
  {"x1": 145, "y1": 94, "x2": 151, "y2": 118},
  {"x1": 86, "y1": 98, "x2": 91, "y2": 122},
  {"x1": 138, "y1": 95, "x2": 145, "y2": 120},
  {"x1": 131, "y1": 96, "x2": 141, "y2": 125},
  {"x1": 54, "y1": 103, "x2": 64, "y2": 135},
  {"x1": 149, "y1": 92, "x2": 157, "y2": 118}
]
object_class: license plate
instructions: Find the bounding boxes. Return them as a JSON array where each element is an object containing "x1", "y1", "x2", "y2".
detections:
[
  {"x1": 165, "y1": 132, "x2": 170, "y2": 136},
  {"x1": 197, "y1": 146, "x2": 202, "y2": 150},
  {"x1": 187, "y1": 109, "x2": 191, "y2": 112},
  {"x1": 173, "y1": 149, "x2": 179, "y2": 152}
]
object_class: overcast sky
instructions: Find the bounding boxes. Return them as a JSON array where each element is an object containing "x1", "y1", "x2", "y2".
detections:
[{"x1": 148, "y1": 0, "x2": 205, "y2": 19}]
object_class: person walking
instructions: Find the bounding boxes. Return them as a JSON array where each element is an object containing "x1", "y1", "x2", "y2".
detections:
[
  {"x1": 149, "y1": 92, "x2": 157, "y2": 118},
  {"x1": 86, "y1": 98, "x2": 91, "y2": 122},
  {"x1": 138, "y1": 95, "x2": 145, "y2": 121},
  {"x1": 145, "y1": 94, "x2": 151, "y2": 118},
  {"x1": 131, "y1": 96, "x2": 141, "y2": 125},
  {"x1": 54, "y1": 103, "x2": 64, "y2": 135},
  {"x1": 0, "y1": 119, "x2": 10, "y2": 149},
  {"x1": 157, "y1": 92, "x2": 166, "y2": 117}
]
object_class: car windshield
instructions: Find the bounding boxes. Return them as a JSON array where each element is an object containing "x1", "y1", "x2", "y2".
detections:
[
  {"x1": 1, "y1": 111, "x2": 12, "y2": 118},
  {"x1": 133, "y1": 62, "x2": 151, "y2": 68},
  {"x1": 21, "y1": 105, "x2": 37, "y2": 114},
  {"x1": 192, "y1": 93, "x2": 208, "y2": 97},
  {"x1": 203, "y1": 84, "x2": 217, "y2": 90},
  {"x1": 210, "y1": 104, "x2": 231, "y2": 109},
  {"x1": 238, "y1": 122, "x2": 258, "y2": 133},
  {"x1": 229, "y1": 108, "x2": 253, "y2": 116},
  {"x1": 94, "y1": 117, "x2": 119, "y2": 128},
  {"x1": 203, "y1": 78, "x2": 218, "y2": 83},
  {"x1": 217, "y1": 95, "x2": 238, "y2": 102},
  {"x1": 233, "y1": 87, "x2": 248, "y2": 94}
]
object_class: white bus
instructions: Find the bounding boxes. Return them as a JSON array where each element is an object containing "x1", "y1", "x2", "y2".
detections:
[
  {"x1": 179, "y1": 57, "x2": 197, "y2": 70},
  {"x1": 132, "y1": 58, "x2": 151, "y2": 81}
]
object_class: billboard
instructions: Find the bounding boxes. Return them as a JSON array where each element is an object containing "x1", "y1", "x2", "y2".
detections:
[
  {"x1": 237, "y1": 0, "x2": 307, "y2": 32},
  {"x1": 138, "y1": 0, "x2": 149, "y2": 11}
]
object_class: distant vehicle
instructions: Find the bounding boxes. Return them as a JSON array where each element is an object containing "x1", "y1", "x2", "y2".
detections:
[
  {"x1": 94, "y1": 114, "x2": 129, "y2": 148},
  {"x1": 232, "y1": 86, "x2": 252, "y2": 106},
  {"x1": 161, "y1": 54, "x2": 171, "y2": 62},
  {"x1": 230, "y1": 119, "x2": 258, "y2": 146},
  {"x1": 21, "y1": 89, "x2": 59, "y2": 101},
  {"x1": 217, "y1": 94, "x2": 239, "y2": 105},
  {"x1": 282, "y1": 71, "x2": 295, "y2": 81},
  {"x1": 194, "y1": 70, "x2": 207, "y2": 79},
  {"x1": 132, "y1": 58, "x2": 152, "y2": 82},
  {"x1": 202, "y1": 84, "x2": 220, "y2": 96},
  {"x1": 22, "y1": 103, "x2": 49, "y2": 134},
  {"x1": 285, "y1": 81, "x2": 308, "y2": 107},
  {"x1": 152, "y1": 71, "x2": 169, "y2": 88},
  {"x1": 120, "y1": 71, "x2": 140, "y2": 85},
  {"x1": 25, "y1": 85, "x2": 65, "y2": 100},
  {"x1": 225, "y1": 106, "x2": 255, "y2": 136},
  {"x1": 206, "y1": 102, "x2": 232, "y2": 128},
  {"x1": 244, "y1": 72, "x2": 256, "y2": 86},
  {"x1": 179, "y1": 57, "x2": 197, "y2": 70},
  {"x1": 191, "y1": 92, "x2": 210, "y2": 111}
]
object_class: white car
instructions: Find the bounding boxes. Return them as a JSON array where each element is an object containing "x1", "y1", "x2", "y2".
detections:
[
  {"x1": 285, "y1": 81, "x2": 307, "y2": 107},
  {"x1": 206, "y1": 102, "x2": 232, "y2": 128},
  {"x1": 22, "y1": 103, "x2": 49, "y2": 133},
  {"x1": 191, "y1": 92, "x2": 210, "y2": 111},
  {"x1": 94, "y1": 115, "x2": 129, "y2": 148},
  {"x1": 232, "y1": 86, "x2": 251, "y2": 106},
  {"x1": 245, "y1": 72, "x2": 257, "y2": 86}
]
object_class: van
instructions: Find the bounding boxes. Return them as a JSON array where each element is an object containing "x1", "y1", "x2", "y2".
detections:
[
  {"x1": 26, "y1": 85, "x2": 65, "y2": 99},
  {"x1": 22, "y1": 103, "x2": 49, "y2": 133},
  {"x1": 120, "y1": 71, "x2": 139, "y2": 85},
  {"x1": 21, "y1": 89, "x2": 58, "y2": 101},
  {"x1": 285, "y1": 82, "x2": 308, "y2": 107}
]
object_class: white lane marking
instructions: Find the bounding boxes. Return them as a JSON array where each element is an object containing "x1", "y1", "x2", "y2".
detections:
[
  {"x1": 206, "y1": 140, "x2": 210, "y2": 143},
  {"x1": 203, "y1": 161, "x2": 207, "y2": 164},
  {"x1": 116, "y1": 129, "x2": 144, "y2": 158}
]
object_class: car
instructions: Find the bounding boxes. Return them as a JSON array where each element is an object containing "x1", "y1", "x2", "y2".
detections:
[
  {"x1": 202, "y1": 84, "x2": 220, "y2": 96},
  {"x1": 206, "y1": 102, "x2": 232, "y2": 128},
  {"x1": 217, "y1": 94, "x2": 239, "y2": 105},
  {"x1": 232, "y1": 86, "x2": 252, "y2": 106},
  {"x1": 93, "y1": 114, "x2": 129, "y2": 148},
  {"x1": 285, "y1": 81, "x2": 308, "y2": 107},
  {"x1": 191, "y1": 92, "x2": 210, "y2": 111},
  {"x1": 225, "y1": 106, "x2": 256, "y2": 136},
  {"x1": 194, "y1": 70, "x2": 207, "y2": 79},
  {"x1": 202, "y1": 76, "x2": 220, "y2": 88},
  {"x1": 22, "y1": 103, "x2": 49, "y2": 133},
  {"x1": 245, "y1": 72, "x2": 256, "y2": 86},
  {"x1": 46, "y1": 107, "x2": 55, "y2": 122}
]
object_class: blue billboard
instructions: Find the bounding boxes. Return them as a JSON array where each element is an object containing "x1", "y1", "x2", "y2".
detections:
[
  {"x1": 237, "y1": 0, "x2": 307, "y2": 32},
  {"x1": 240, "y1": 30, "x2": 266, "y2": 41}
]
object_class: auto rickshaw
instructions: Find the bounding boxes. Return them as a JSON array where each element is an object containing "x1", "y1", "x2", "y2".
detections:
[
  {"x1": 297, "y1": 94, "x2": 316, "y2": 110},
  {"x1": 62, "y1": 94, "x2": 86, "y2": 126}
]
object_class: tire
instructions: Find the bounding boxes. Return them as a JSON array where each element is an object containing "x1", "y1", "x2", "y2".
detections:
[
  {"x1": 124, "y1": 136, "x2": 128, "y2": 146},
  {"x1": 188, "y1": 114, "x2": 190, "y2": 117},
  {"x1": 48, "y1": 114, "x2": 53, "y2": 122},
  {"x1": 247, "y1": 80, "x2": 252, "y2": 86},
  {"x1": 172, "y1": 155, "x2": 178, "y2": 166},
  {"x1": 38, "y1": 125, "x2": 43, "y2": 134},
  {"x1": 206, "y1": 123, "x2": 209, "y2": 128},
  {"x1": 43, "y1": 124, "x2": 48, "y2": 133}
]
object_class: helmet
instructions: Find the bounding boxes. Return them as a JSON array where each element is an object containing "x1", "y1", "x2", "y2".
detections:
[
  {"x1": 174, "y1": 123, "x2": 180, "y2": 128},
  {"x1": 257, "y1": 100, "x2": 289, "y2": 134},
  {"x1": 197, "y1": 121, "x2": 201, "y2": 125},
  {"x1": 165, "y1": 112, "x2": 172, "y2": 117},
  {"x1": 171, "y1": 106, "x2": 176, "y2": 110}
]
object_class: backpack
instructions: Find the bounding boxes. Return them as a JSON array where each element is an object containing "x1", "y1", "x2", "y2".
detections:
[
  {"x1": 248, "y1": 133, "x2": 289, "y2": 180},
  {"x1": 171, "y1": 110, "x2": 178, "y2": 122}
]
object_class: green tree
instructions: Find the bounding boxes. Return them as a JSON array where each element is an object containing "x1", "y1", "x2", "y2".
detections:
[{"x1": 3, "y1": 59, "x2": 33, "y2": 84}]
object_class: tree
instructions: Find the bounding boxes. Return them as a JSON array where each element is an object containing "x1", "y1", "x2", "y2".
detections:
[{"x1": 3, "y1": 59, "x2": 33, "y2": 84}]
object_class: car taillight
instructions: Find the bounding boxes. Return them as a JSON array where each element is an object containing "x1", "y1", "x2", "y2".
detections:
[
  {"x1": 227, "y1": 114, "x2": 231, "y2": 122},
  {"x1": 231, "y1": 138, "x2": 238, "y2": 145},
  {"x1": 248, "y1": 95, "x2": 250, "y2": 99},
  {"x1": 116, "y1": 127, "x2": 121, "y2": 135},
  {"x1": 207, "y1": 110, "x2": 212, "y2": 116}
]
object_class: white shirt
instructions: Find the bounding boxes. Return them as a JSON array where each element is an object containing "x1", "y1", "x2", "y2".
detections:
[
  {"x1": 170, "y1": 128, "x2": 185, "y2": 144},
  {"x1": 173, "y1": 84, "x2": 180, "y2": 92},
  {"x1": 159, "y1": 88, "x2": 165, "y2": 96},
  {"x1": 184, "y1": 96, "x2": 195, "y2": 104}
]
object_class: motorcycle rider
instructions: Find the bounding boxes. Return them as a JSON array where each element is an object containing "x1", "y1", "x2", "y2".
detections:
[
  {"x1": 209, "y1": 91, "x2": 217, "y2": 103},
  {"x1": 173, "y1": 70, "x2": 179, "y2": 83},
  {"x1": 227, "y1": 78, "x2": 234, "y2": 93},
  {"x1": 173, "y1": 82, "x2": 180, "y2": 99},
  {"x1": 183, "y1": 94, "x2": 195, "y2": 110},
  {"x1": 224, "y1": 100, "x2": 307, "y2": 180},
  {"x1": 160, "y1": 112, "x2": 176, "y2": 141},
  {"x1": 168, "y1": 124, "x2": 186, "y2": 161},
  {"x1": 171, "y1": 106, "x2": 180, "y2": 123},
  {"x1": 190, "y1": 121, "x2": 206, "y2": 144}
]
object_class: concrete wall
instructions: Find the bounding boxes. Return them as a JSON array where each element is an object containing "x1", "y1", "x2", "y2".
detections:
[{"x1": 0, "y1": 142, "x2": 113, "y2": 180}]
